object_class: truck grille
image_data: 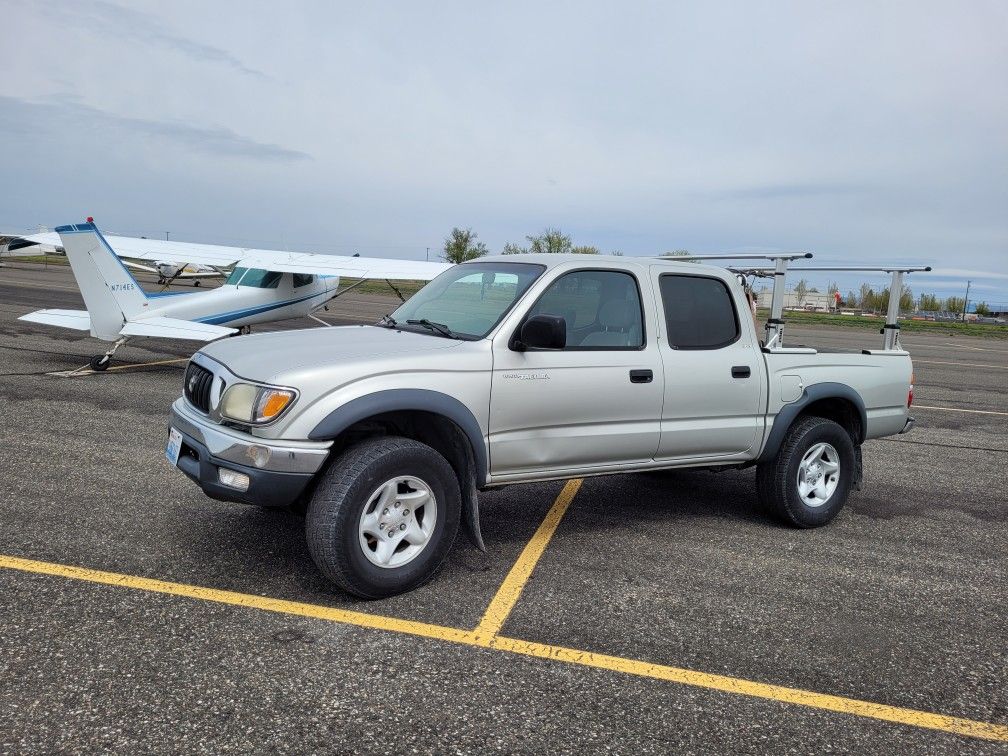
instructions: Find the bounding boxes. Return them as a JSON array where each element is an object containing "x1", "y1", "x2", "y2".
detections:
[{"x1": 184, "y1": 362, "x2": 215, "y2": 413}]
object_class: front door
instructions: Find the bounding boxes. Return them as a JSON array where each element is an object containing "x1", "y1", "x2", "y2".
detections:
[{"x1": 489, "y1": 268, "x2": 664, "y2": 476}]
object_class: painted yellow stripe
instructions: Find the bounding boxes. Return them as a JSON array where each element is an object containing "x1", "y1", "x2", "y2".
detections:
[
  {"x1": 0, "y1": 554, "x2": 474, "y2": 644},
  {"x1": 487, "y1": 637, "x2": 1008, "y2": 742},
  {"x1": 474, "y1": 478, "x2": 583, "y2": 638},
  {"x1": 1, "y1": 553, "x2": 1006, "y2": 742},
  {"x1": 914, "y1": 404, "x2": 1008, "y2": 417}
]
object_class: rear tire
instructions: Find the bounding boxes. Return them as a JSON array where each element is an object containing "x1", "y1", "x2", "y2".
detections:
[
  {"x1": 757, "y1": 415, "x2": 855, "y2": 528},
  {"x1": 89, "y1": 354, "x2": 110, "y2": 372},
  {"x1": 305, "y1": 436, "x2": 460, "y2": 598}
]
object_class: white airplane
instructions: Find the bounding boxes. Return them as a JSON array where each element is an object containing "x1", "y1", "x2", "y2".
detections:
[
  {"x1": 123, "y1": 259, "x2": 224, "y2": 286},
  {"x1": 17, "y1": 220, "x2": 450, "y2": 371}
]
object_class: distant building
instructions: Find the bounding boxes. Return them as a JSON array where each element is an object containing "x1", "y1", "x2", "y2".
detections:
[{"x1": 754, "y1": 289, "x2": 836, "y2": 312}]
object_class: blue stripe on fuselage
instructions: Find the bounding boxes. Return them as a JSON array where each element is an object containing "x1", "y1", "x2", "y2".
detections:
[{"x1": 195, "y1": 291, "x2": 326, "y2": 325}]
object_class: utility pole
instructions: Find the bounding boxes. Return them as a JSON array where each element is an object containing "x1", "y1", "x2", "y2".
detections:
[
  {"x1": 166, "y1": 231, "x2": 169, "y2": 241},
  {"x1": 963, "y1": 280, "x2": 971, "y2": 321},
  {"x1": 426, "y1": 247, "x2": 429, "y2": 261}
]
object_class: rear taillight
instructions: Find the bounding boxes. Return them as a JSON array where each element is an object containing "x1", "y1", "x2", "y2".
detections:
[{"x1": 908, "y1": 371, "x2": 915, "y2": 408}]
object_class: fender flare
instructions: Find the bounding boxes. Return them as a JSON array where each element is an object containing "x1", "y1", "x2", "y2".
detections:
[
  {"x1": 308, "y1": 389, "x2": 489, "y2": 551},
  {"x1": 757, "y1": 382, "x2": 867, "y2": 463}
]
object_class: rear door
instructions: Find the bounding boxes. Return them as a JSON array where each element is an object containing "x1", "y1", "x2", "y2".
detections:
[
  {"x1": 489, "y1": 267, "x2": 665, "y2": 476},
  {"x1": 653, "y1": 270, "x2": 765, "y2": 459}
]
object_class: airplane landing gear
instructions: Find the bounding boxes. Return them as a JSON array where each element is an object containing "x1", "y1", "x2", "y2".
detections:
[
  {"x1": 194, "y1": 280, "x2": 201, "y2": 287},
  {"x1": 89, "y1": 337, "x2": 128, "y2": 372},
  {"x1": 89, "y1": 354, "x2": 111, "y2": 372}
]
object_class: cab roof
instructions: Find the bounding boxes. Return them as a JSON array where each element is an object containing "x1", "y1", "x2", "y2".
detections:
[{"x1": 465, "y1": 254, "x2": 731, "y2": 278}]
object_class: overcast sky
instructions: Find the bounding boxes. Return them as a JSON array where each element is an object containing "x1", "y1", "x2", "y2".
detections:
[{"x1": 2, "y1": 0, "x2": 1006, "y2": 301}]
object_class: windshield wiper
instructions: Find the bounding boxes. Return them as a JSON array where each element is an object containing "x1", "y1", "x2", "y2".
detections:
[
  {"x1": 377, "y1": 314, "x2": 398, "y2": 328},
  {"x1": 406, "y1": 318, "x2": 459, "y2": 339}
]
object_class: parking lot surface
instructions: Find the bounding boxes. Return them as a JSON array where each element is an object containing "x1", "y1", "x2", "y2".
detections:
[{"x1": 1, "y1": 263, "x2": 1005, "y2": 753}]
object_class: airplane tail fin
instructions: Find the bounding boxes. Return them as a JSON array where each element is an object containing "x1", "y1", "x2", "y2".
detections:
[{"x1": 55, "y1": 222, "x2": 149, "y2": 340}]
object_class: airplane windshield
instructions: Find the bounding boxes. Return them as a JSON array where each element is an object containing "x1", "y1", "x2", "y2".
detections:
[
  {"x1": 228, "y1": 267, "x2": 282, "y2": 288},
  {"x1": 390, "y1": 262, "x2": 545, "y2": 339}
]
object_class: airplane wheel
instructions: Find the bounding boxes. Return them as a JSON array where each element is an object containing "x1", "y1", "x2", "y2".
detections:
[
  {"x1": 194, "y1": 280, "x2": 201, "y2": 287},
  {"x1": 89, "y1": 354, "x2": 111, "y2": 372}
]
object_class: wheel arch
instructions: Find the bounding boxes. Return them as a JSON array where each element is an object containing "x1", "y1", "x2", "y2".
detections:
[
  {"x1": 308, "y1": 390, "x2": 488, "y2": 550},
  {"x1": 758, "y1": 382, "x2": 867, "y2": 464}
]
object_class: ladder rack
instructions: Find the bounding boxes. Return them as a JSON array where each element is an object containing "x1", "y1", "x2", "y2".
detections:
[{"x1": 661, "y1": 253, "x2": 931, "y2": 351}]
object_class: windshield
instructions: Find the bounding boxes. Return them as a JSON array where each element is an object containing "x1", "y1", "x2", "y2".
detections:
[
  {"x1": 226, "y1": 267, "x2": 282, "y2": 288},
  {"x1": 389, "y1": 262, "x2": 545, "y2": 339}
]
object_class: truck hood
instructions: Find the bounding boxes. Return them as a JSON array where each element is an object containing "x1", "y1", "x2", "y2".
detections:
[{"x1": 199, "y1": 325, "x2": 464, "y2": 381}]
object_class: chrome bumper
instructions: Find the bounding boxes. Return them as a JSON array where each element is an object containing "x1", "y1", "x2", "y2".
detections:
[{"x1": 170, "y1": 398, "x2": 331, "y2": 474}]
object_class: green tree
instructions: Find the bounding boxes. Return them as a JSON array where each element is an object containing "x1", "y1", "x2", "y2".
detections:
[
  {"x1": 609, "y1": 250, "x2": 623, "y2": 256},
  {"x1": 845, "y1": 290, "x2": 858, "y2": 308},
  {"x1": 899, "y1": 286, "x2": 914, "y2": 312},
  {"x1": 945, "y1": 295, "x2": 965, "y2": 314},
  {"x1": 918, "y1": 293, "x2": 942, "y2": 311},
  {"x1": 974, "y1": 301, "x2": 990, "y2": 316},
  {"x1": 571, "y1": 245, "x2": 600, "y2": 255},
  {"x1": 526, "y1": 227, "x2": 573, "y2": 254},
  {"x1": 500, "y1": 242, "x2": 528, "y2": 255},
  {"x1": 859, "y1": 283, "x2": 874, "y2": 310},
  {"x1": 442, "y1": 227, "x2": 487, "y2": 264}
]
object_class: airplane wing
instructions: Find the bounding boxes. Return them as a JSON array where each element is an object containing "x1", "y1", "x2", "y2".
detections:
[
  {"x1": 19, "y1": 309, "x2": 91, "y2": 330},
  {"x1": 121, "y1": 260, "x2": 159, "y2": 273},
  {"x1": 120, "y1": 259, "x2": 224, "y2": 279},
  {"x1": 17, "y1": 231, "x2": 451, "y2": 281},
  {"x1": 119, "y1": 317, "x2": 236, "y2": 341}
]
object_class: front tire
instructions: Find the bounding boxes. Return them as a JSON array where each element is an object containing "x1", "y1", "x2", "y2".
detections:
[
  {"x1": 89, "y1": 354, "x2": 110, "y2": 372},
  {"x1": 757, "y1": 416, "x2": 855, "y2": 528},
  {"x1": 305, "y1": 436, "x2": 461, "y2": 598}
]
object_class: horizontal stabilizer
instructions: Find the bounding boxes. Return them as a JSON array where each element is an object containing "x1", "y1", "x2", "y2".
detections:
[
  {"x1": 120, "y1": 317, "x2": 236, "y2": 341},
  {"x1": 19, "y1": 309, "x2": 91, "y2": 331}
]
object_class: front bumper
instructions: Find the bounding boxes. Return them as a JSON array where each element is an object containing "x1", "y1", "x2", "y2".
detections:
[{"x1": 169, "y1": 399, "x2": 332, "y2": 507}]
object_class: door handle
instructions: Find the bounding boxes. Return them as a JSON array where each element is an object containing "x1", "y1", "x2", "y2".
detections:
[
  {"x1": 629, "y1": 369, "x2": 653, "y2": 384},
  {"x1": 731, "y1": 365, "x2": 751, "y2": 378}
]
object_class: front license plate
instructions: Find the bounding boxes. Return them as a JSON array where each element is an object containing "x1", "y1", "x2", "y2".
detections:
[{"x1": 165, "y1": 427, "x2": 183, "y2": 467}]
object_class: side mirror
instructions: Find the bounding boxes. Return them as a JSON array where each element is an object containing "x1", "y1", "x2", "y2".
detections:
[{"x1": 518, "y1": 314, "x2": 566, "y2": 350}]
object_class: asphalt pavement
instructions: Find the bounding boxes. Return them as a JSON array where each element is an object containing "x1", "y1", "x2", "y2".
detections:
[{"x1": 0, "y1": 262, "x2": 1005, "y2": 754}]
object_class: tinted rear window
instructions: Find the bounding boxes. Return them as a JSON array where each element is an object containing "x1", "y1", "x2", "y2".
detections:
[{"x1": 659, "y1": 274, "x2": 739, "y2": 349}]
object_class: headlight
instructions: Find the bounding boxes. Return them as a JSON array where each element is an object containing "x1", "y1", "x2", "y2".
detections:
[{"x1": 220, "y1": 383, "x2": 296, "y2": 424}]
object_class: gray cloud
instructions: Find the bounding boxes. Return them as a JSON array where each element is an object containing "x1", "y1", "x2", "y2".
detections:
[
  {"x1": 0, "y1": 1, "x2": 1005, "y2": 301},
  {"x1": 0, "y1": 96, "x2": 310, "y2": 162},
  {"x1": 38, "y1": 0, "x2": 267, "y2": 78}
]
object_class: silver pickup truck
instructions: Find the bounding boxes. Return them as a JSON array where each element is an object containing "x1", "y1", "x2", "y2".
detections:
[{"x1": 167, "y1": 254, "x2": 916, "y2": 597}]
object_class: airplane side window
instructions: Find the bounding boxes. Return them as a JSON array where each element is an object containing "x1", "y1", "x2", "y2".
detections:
[
  {"x1": 293, "y1": 273, "x2": 315, "y2": 288},
  {"x1": 226, "y1": 266, "x2": 248, "y2": 285}
]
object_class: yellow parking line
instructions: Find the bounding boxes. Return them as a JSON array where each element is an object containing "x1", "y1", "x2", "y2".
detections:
[
  {"x1": 488, "y1": 637, "x2": 1008, "y2": 742},
  {"x1": 914, "y1": 404, "x2": 1008, "y2": 416},
  {"x1": 1, "y1": 552, "x2": 1005, "y2": 741},
  {"x1": 473, "y1": 478, "x2": 583, "y2": 639},
  {"x1": 0, "y1": 554, "x2": 474, "y2": 645}
]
